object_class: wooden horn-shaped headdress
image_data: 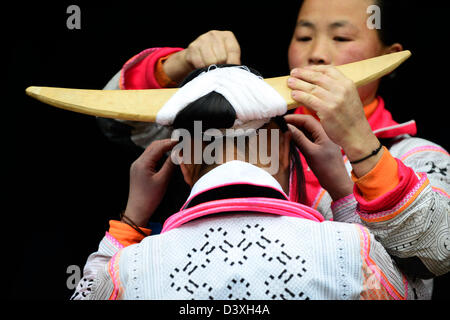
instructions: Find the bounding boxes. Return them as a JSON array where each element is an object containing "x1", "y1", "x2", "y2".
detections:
[{"x1": 25, "y1": 51, "x2": 411, "y2": 122}]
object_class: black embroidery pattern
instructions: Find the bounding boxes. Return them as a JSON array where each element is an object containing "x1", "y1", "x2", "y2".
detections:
[
  {"x1": 425, "y1": 161, "x2": 447, "y2": 177},
  {"x1": 169, "y1": 223, "x2": 310, "y2": 300},
  {"x1": 425, "y1": 161, "x2": 450, "y2": 185},
  {"x1": 70, "y1": 278, "x2": 94, "y2": 300}
]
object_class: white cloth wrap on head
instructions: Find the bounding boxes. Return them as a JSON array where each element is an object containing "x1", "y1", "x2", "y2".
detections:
[{"x1": 155, "y1": 66, "x2": 287, "y2": 133}]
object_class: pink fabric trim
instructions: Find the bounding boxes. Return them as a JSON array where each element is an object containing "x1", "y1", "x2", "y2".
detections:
[
  {"x1": 105, "y1": 231, "x2": 125, "y2": 250},
  {"x1": 181, "y1": 182, "x2": 289, "y2": 210},
  {"x1": 331, "y1": 193, "x2": 355, "y2": 211},
  {"x1": 108, "y1": 250, "x2": 123, "y2": 300},
  {"x1": 373, "y1": 121, "x2": 417, "y2": 139},
  {"x1": 432, "y1": 186, "x2": 450, "y2": 199},
  {"x1": 358, "y1": 173, "x2": 429, "y2": 222},
  {"x1": 358, "y1": 225, "x2": 407, "y2": 300},
  {"x1": 311, "y1": 189, "x2": 326, "y2": 210},
  {"x1": 162, "y1": 197, "x2": 325, "y2": 233},
  {"x1": 399, "y1": 145, "x2": 449, "y2": 162}
]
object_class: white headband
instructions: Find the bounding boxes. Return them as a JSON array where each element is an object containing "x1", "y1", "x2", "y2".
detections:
[{"x1": 155, "y1": 65, "x2": 288, "y2": 134}]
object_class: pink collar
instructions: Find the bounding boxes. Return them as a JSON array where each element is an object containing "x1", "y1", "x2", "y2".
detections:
[
  {"x1": 161, "y1": 196, "x2": 324, "y2": 233},
  {"x1": 368, "y1": 97, "x2": 417, "y2": 139}
]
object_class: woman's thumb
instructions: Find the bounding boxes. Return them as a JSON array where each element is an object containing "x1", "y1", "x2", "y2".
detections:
[{"x1": 287, "y1": 124, "x2": 314, "y2": 154}]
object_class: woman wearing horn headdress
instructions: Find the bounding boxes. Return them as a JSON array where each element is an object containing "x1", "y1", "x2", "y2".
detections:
[{"x1": 72, "y1": 65, "x2": 437, "y2": 300}]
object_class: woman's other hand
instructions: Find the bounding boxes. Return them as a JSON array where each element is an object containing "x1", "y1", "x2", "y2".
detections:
[
  {"x1": 123, "y1": 139, "x2": 178, "y2": 227},
  {"x1": 285, "y1": 114, "x2": 353, "y2": 201}
]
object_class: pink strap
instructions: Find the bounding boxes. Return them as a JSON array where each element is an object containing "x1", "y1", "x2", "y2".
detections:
[{"x1": 161, "y1": 197, "x2": 324, "y2": 233}]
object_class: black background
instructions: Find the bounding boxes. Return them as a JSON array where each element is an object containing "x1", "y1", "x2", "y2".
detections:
[{"x1": 9, "y1": 1, "x2": 449, "y2": 300}]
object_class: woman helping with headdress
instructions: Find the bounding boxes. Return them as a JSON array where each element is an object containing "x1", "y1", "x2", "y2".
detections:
[
  {"x1": 95, "y1": 0, "x2": 449, "y2": 290},
  {"x1": 71, "y1": 65, "x2": 437, "y2": 300}
]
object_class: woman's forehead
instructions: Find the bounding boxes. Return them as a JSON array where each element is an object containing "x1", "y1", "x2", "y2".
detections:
[{"x1": 297, "y1": 0, "x2": 373, "y2": 26}]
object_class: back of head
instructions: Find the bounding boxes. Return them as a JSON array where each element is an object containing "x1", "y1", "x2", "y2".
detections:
[
  {"x1": 173, "y1": 64, "x2": 262, "y2": 133},
  {"x1": 172, "y1": 64, "x2": 306, "y2": 203}
]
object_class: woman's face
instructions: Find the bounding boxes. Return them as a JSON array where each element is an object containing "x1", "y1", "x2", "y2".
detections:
[{"x1": 288, "y1": 0, "x2": 392, "y2": 103}]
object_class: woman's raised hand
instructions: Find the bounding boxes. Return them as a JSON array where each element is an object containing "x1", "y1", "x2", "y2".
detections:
[
  {"x1": 163, "y1": 30, "x2": 241, "y2": 84},
  {"x1": 287, "y1": 65, "x2": 383, "y2": 177}
]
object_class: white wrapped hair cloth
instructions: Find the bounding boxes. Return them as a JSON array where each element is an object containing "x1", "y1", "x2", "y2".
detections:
[{"x1": 155, "y1": 65, "x2": 288, "y2": 133}]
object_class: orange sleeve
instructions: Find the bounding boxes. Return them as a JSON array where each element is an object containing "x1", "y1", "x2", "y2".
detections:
[
  {"x1": 154, "y1": 54, "x2": 178, "y2": 88},
  {"x1": 108, "y1": 220, "x2": 152, "y2": 247},
  {"x1": 351, "y1": 147, "x2": 400, "y2": 201}
]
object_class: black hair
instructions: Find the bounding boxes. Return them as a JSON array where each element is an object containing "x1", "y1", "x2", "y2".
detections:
[
  {"x1": 173, "y1": 65, "x2": 261, "y2": 133},
  {"x1": 172, "y1": 91, "x2": 236, "y2": 133},
  {"x1": 173, "y1": 64, "x2": 306, "y2": 204},
  {"x1": 273, "y1": 116, "x2": 306, "y2": 204},
  {"x1": 373, "y1": 0, "x2": 401, "y2": 46}
]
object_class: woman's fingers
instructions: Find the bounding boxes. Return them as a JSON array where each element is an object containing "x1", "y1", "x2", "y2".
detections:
[
  {"x1": 304, "y1": 64, "x2": 344, "y2": 80},
  {"x1": 185, "y1": 45, "x2": 205, "y2": 69},
  {"x1": 285, "y1": 114, "x2": 327, "y2": 142},
  {"x1": 290, "y1": 67, "x2": 336, "y2": 91},
  {"x1": 288, "y1": 76, "x2": 324, "y2": 96},
  {"x1": 223, "y1": 31, "x2": 241, "y2": 65},
  {"x1": 140, "y1": 139, "x2": 179, "y2": 171},
  {"x1": 286, "y1": 123, "x2": 316, "y2": 154},
  {"x1": 288, "y1": 87, "x2": 326, "y2": 115},
  {"x1": 200, "y1": 44, "x2": 220, "y2": 67},
  {"x1": 288, "y1": 68, "x2": 335, "y2": 115},
  {"x1": 284, "y1": 114, "x2": 329, "y2": 155},
  {"x1": 158, "y1": 152, "x2": 176, "y2": 177},
  {"x1": 186, "y1": 30, "x2": 241, "y2": 68}
]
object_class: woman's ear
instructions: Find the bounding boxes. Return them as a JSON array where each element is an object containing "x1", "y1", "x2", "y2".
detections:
[
  {"x1": 383, "y1": 42, "x2": 403, "y2": 55},
  {"x1": 179, "y1": 161, "x2": 195, "y2": 187}
]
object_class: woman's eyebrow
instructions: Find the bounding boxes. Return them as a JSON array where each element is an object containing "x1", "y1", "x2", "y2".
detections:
[
  {"x1": 329, "y1": 20, "x2": 359, "y2": 31},
  {"x1": 297, "y1": 19, "x2": 359, "y2": 31},
  {"x1": 296, "y1": 19, "x2": 315, "y2": 29}
]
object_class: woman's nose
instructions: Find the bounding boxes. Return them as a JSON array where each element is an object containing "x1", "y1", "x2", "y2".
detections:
[{"x1": 308, "y1": 39, "x2": 331, "y2": 65}]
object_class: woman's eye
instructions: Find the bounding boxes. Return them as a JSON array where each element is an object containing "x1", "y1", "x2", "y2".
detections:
[
  {"x1": 334, "y1": 36, "x2": 351, "y2": 42},
  {"x1": 297, "y1": 36, "x2": 312, "y2": 42}
]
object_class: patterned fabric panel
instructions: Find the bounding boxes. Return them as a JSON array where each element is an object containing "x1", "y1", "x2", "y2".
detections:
[{"x1": 118, "y1": 215, "x2": 370, "y2": 299}]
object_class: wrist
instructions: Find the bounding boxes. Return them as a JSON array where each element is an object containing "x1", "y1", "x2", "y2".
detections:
[
  {"x1": 342, "y1": 133, "x2": 380, "y2": 162},
  {"x1": 348, "y1": 143, "x2": 385, "y2": 178},
  {"x1": 122, "y1": 207, "x2": 151, "y2": 228},
  {"x1": 340, "y1": 130, "x2": 384, "y2": 178},
  {"x1": 163, "y1": 50, "x2": 194, "y2": 84},
  {"x1": 326, "y1": 178, "x2": 354, "y2": 202}
]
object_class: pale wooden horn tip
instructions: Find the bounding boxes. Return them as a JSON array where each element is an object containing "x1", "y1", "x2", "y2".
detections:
[{"x1": 25, "y1": 86, "x2": 42, "y2": 97}]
